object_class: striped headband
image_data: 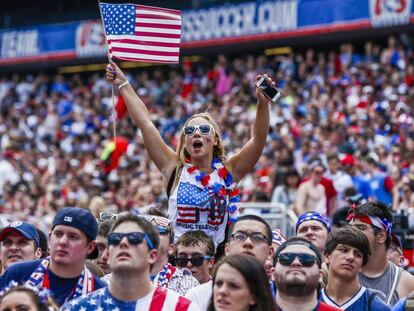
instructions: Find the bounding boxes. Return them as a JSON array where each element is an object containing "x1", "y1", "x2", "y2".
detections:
[{"x1": 347, "y1": 213, "x2": 392, "y2": 233}]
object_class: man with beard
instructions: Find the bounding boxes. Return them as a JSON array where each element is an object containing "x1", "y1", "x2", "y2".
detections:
[
  {"x1": 321, "y1": 226, "x2": 390, "y2": 310},
  {"x1": 273, "y1": 237, "x2": 341, "y2": 311}
]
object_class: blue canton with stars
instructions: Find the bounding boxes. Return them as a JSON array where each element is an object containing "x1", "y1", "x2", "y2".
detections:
[
  {"x1": 61, "y1": 287, "x2": 136, "y2": 311},
  {"x1": 101, "y1": 4, "x2": 136, "y2": 35},
  {"x1": 177, "y1": 183, "x2": 210, "y2": 207}
]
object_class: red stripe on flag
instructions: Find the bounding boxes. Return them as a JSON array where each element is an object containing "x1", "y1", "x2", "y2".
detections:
[{"x1": 108, "y1": 47, "x2": 179, "y2": 57}]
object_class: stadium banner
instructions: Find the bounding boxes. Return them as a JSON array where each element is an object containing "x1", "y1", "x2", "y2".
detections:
[{"x1": 0, "y1": 0, "x2": 413, "y2": 65}]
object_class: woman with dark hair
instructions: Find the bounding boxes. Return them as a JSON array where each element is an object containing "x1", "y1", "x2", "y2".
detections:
[
  {"x1": 0, "y1": 284, "x2": 58, "y2": 311},
  {"x1": 106, "y1": 62, "x2": 273, "y2": 248},
  {"x1": 271, "y1": 167, "x2": 300, "y2": 210},
  {"x1": 208, "y1": 255, "x2": 275, "y2": 311}
]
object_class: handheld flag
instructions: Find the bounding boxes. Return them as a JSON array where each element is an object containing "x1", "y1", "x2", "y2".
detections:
[{"x1": 100, "y1": 3, "x2": 181, "y2": 63}]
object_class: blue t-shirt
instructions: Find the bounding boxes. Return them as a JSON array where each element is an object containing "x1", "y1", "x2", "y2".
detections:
[
  {"x1": 392, "y1": 297, "x2": 406, "y2": 311},
  {"x1": 321, "y1": 286, "x2": 390, "y2": 311},
  {"x1": 62, "y1": 287, "x2": 137, "y2": 311},
  {"x1": 0, "y1": 259, "x2": 106, "y2": 306}
]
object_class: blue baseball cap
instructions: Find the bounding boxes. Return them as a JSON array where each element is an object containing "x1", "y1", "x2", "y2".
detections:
[
  {"x1": 52, "y1": 207, "x2": 99, "y2": 259},
  {"x1": 0, "y1": 222, "x2": 40, "y2": 248}
]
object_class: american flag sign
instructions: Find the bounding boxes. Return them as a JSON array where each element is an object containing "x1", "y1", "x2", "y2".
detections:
[
  {"x1": 100, "y1": 3, "x2": 181, "y2": 63},
  {"x1": 177, "y1": 182, "x2": 227, "y2": 226}
]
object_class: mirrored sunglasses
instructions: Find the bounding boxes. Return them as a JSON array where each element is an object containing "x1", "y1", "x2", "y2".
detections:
[
  {"x1": 183, "y1": 124, "x2": 214, "y2": 136},
  {"x1": 277, "y1": 252, "x2": 318, "y2": 267}
]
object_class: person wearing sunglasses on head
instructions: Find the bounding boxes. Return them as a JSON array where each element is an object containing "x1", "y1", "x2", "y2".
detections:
[
  {"x1": 321, "y1": 226, "x2": 390, "y2": 311},
  {"x1": 106, "y1": 62, "x2": 273, "y2": 250},
  {"x1": 62, "y1": 214, "x2": 200, "y2": 311},
  {"x1": 174, "y1": 230, "x2": 215, "y2": 285},
  {"x1": 186, "y1": 215, "x2": 273, "y2": 311},
  {"x1": 273, "y1": 237, "x2": 341, "y2": 311}
]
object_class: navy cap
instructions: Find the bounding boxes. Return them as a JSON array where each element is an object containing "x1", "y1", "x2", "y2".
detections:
[
  {"x1": 0, "y1": 222, "x2": 40, "y2": 248},
  {"x1": 53, "y1": 207, "x2": 99, "y2": 259}
]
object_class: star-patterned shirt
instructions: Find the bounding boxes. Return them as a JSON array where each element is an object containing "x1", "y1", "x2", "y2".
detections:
[
  {"x1": 62, "y1": 286, "x2": 200, "y2": 311},
  {"x1": 61, "y1": 287, "x2": 136, "y2": 311}
]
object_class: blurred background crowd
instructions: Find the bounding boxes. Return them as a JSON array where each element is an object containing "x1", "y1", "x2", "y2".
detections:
[{"x1": 1, "y1": 34, "x2": 413, "y2": 233}]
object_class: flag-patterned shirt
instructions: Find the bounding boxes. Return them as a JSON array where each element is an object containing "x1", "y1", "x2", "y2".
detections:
[
  {"x1": 168, "y1": 163, "x2": 230, "y2": 247},
  {"x1": 61, "y1": 286, "x2": 200, "y2": 311}
]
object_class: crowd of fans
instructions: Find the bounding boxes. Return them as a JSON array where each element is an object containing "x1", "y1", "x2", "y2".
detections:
[
  {"x1": 0, "y1": 32, "x2": 414, "y2": 310},
  {"x1": 1, "y1": 35, "x2": 414, "y2": 232}
]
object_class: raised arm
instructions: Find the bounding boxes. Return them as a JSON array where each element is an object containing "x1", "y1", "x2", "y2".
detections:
[
  {"x1": 227, "y1": 74, "x2": 272, "y2": 183},
  {"x1": 106, "y1": 62, "x2": 178, "y2": 177}
]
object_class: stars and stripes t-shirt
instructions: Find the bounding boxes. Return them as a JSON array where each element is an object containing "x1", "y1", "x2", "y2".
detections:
[
  {"x1": 100, "y1": 3, "x2": 181, "y2": 63},
  {"x1": 168, "y1": 164, "x2": 230, "y2": 247},
  {"x1": 62, "y1": 286, "x2": 200, "y2": 311}
]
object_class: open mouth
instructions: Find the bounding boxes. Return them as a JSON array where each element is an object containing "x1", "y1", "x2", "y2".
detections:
[{"x1": 193, "y1": 140, "x2": 203, "y2": 149}]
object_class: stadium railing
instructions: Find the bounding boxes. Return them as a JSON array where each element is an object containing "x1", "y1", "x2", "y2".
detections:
[{"x1": 239, "y1": 202, "x2": 297, "y2": 238}]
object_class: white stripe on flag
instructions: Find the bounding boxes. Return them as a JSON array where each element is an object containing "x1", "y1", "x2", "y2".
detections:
[
  {"x1": 137, "y1": 9, "x2": 181, "y2": 20},
  {"x1": 109, "y1": 51, "x2": 179, "y2": 62},
  {"x1": 136, "y1": 17, "x2": 182, "y2": 25},
  {"x1": 135, "y1": 27, "x2": 181, "y2": 35}
]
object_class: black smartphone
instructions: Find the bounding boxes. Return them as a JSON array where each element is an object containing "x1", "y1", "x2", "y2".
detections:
[{"x1": 256, "y1": 75, "x2": 281, "y2": 103}]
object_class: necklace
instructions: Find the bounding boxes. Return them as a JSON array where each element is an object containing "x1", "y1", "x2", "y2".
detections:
[{"x1": 186, "y1": 157, "x2": 240, "y2": 223}]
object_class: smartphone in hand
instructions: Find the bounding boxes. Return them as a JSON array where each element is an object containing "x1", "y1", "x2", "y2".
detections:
[{"x1": 256, "y1": 75, "x2": 281, "y2": 103}]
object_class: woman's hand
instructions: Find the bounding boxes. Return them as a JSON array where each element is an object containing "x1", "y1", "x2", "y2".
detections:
[
  {"x1": 255, "y1": 74, "x2": 276, "y2": 104},
  {"x1": 106, "y1": 61, "x2": 127, "y2": 86}
]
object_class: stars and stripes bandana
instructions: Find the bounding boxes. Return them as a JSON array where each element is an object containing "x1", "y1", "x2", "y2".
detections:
[
  {"x1": 26, "y1": 257, "x2": 94, "y2": 303},
  {"x1": 296, "y1": 212, "x2": 332, "y2": 233},
  {"x1": 347, "y1": 213, "x2": 392, "y2": 233},
  {"x1": 272, "y1": 229, "x2": 287, "y2": 246}
]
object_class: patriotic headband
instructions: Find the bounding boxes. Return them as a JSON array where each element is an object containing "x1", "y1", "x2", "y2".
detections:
[
  {"x1": 296, "y1": 212, "x2": 332, "y2": 233},
  {"x1": 347, "y1": 213, "x2": 392, "y2": 233},
  {"x1": 272, "y1": 229, "x2": 287, "y2": 246}
]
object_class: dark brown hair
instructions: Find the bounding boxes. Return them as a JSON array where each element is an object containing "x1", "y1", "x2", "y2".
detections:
[
  {"x1": 208, "y1": 255, "x2": 276, "y2": 311},
  {"x1": 324, "y1": 226, "x2": 371, "y2": 266}
]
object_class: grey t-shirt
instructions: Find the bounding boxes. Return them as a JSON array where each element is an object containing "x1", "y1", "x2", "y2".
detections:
[{"x1": 359, "y1": 262, "x2": 401, "y2": 306}]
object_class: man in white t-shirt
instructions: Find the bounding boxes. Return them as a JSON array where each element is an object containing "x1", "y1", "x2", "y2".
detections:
[
  {"x1": 63, "y1": 214, "x2": 199, "y2": 311},
  {"x1": 185, "y1": 214, "x2": 273, "y2": 310},
  {"x1": 325, "y1": 154, "x2": 353, "y2": 208}
]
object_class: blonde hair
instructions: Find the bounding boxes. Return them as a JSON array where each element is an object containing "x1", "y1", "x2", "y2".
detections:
[
  {"x1": 176, "y1": 112, "x2": 226, "y2": 166},
  {"x1": 88, "y1": 196, "x2": 108, "y2": 219}
]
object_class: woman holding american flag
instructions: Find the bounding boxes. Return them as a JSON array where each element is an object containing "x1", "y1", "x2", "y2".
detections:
[{"x1": 106, "y1": 61, "x2": 273, "y2": 253}]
